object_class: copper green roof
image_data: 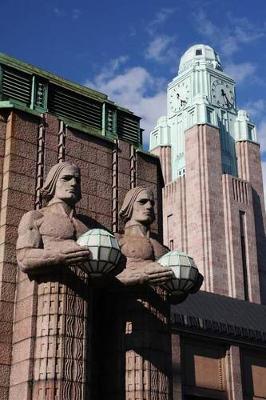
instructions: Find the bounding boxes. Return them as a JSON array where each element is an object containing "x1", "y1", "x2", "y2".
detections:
[{"x1": 0, "y1": 53, "x2": 142, "y2": 146}]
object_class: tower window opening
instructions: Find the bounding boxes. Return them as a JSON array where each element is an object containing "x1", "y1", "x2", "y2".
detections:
[
  {"x1": 247, "y1": 125, "x2": 253, "y2": 141},
  {"x1": 207, "y1": 108, "x2": 213, "y2": 124},
  {"x1": 240, "y1": 211, "x2": 249, "y2": 301},
  {"x1": 196, "y1": 49, "x2": 202, "y2": 56}
]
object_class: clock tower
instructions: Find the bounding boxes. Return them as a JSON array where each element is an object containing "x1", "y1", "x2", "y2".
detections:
[
  {"x1": 150, "y1": 44, "x2": 266, "y2": 305},
  {"x1": 150, "y1": 44, "x2": 256, "y2": 180}
]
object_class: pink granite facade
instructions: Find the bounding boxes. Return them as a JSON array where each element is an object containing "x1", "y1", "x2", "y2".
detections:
[
  {"x1": 156, "y1": 123, "x2": 265, "y2": 303},
  {"x1": 0, "y1": 109, "x2": 165, "y2": 399}
]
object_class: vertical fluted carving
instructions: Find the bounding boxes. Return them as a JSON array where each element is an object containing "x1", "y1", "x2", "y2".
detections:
[
  {"x1": 58, "y1": 120, "x2": 66, "y2": 162},
  {"x1": 35, "y1": 114, "x2": 46, "y2": 210},
  {"x1": 130, "y1": 145, "x2": 136, "y2": 189},
  {"x1": 33, "y1": 268, "x2": 89, "y2": 399},
  {"x1": 112, "y1": 140, "x2": 118, "y2": 233}
]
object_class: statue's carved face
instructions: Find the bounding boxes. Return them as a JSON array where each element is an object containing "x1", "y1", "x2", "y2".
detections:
[
  {"x1": 131, "y1": 190, "x2": 155, "y2": 226},
  {"x1": 54, "y1": 165, "x2": 81, "y2": 206}
]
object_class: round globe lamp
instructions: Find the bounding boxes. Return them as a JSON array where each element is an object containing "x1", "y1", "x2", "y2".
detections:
[
  {"x1": 158, "y1": 250, "x2": 202, "y2": 301},
  {"x1": 77, "y1": 229, "x2": 121, "y2": 276}
]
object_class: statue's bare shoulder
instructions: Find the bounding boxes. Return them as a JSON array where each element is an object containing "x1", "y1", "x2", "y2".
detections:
[
  {"x1": 150, "y1": 237, "x2": 169, "y2": 259},
  {"x1": 17, "y1": 210, "x2": 43, "y2": 249}
]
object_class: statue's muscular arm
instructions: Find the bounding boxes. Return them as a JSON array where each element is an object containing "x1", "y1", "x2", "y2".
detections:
[
  {"x1": 115, "y1": 234, "x2": 173, "y2": 286},
  {"x1": 16, "y1": 211, "x2": 90, "y2": 274}
]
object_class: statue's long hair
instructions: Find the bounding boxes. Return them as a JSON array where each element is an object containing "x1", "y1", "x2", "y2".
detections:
[
  {"x1": 119, "y1": 186, "x2": 154, "y2": 224},
  {"x1": 41, "y1": 162, "x2": 81, "y2": 202}
]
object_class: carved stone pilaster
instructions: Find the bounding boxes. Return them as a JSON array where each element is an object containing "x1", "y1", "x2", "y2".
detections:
[
  {"x1": 58, "y1": 120, "x2": 66, "y2": 162},
  {"x1": 32, "y1": 267, "x2": 90, "y2": 399},
  {"x1": 35, "y1": 114, "x2": 46, "y2": 210},
  {"x1": 112, "y1": 140, "x2": 118, "y2": 233},
  {"x1": 130, "y1": 144, "x2": 136, "y2": 189}
]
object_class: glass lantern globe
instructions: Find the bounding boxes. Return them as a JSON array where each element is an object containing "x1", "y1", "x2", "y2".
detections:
[
  {"x1": 158, "y1": 250, "x2": 200, "y2": 297},
  {"x1": 77, "y1": 229, "x2": 121, "y2": 276}
]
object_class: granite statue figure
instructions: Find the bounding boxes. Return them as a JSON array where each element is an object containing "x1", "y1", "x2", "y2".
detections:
[
  {"x1": 16, "y1": 161, "x2": 91, "y2": 274},
  {"x1": 116, "y1": 186, "x2": 173, "y2": 286},
  {"x1": 16, "y1": 162, "x2": 92, "y2": 399},
  {"x1": 98, "y1": 186, "x2": 174, "y2": 399}
]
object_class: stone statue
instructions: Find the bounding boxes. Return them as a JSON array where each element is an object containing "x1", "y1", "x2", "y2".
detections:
[
  {"x1": 116, "y1": 186, "x2": 173, "y2": 286},
  {"x1": 16, "y1": 161, "x2": 91, "y2": 275},
  {"x1": 16, "y1": 162, "x2": 92, "y2": 399},
  {"x1": 99, "y1": 186, "x2": 174, "y2": 399}
]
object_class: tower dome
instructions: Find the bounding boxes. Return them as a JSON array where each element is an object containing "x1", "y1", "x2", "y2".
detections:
[{"x1": 178, "y1": 44, "x2": 222, "y2": 74}]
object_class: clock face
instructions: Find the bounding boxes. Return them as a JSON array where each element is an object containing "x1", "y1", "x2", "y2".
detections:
[
  {"x1": 169, "y1": 81, "x2": 190, "y2": 113},
  {"x1": 211, "y1": 79, "x2": 234, "y2": 109}
]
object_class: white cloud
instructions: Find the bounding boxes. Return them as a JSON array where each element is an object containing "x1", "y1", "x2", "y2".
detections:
[
  {"x1": 53, "y1": 7, "x2": 65, "y2": 17},
  {"x1": 228, "y1": 15, "x2": 265, "y2": 44},
  {"x1": 145, "y1": 35, "x2": 176, "y2": 63},
  {"x1": 91, "y1": 56, "x2": 129, "y2": 84},
  {"x1": 245, "y1": 99, "x2": 266, "y2": 119},
  {"x1": 194, "y1": 10, "x2": 265, "y2": 57},
  {"x1": 224, "y1": 62, "x2": 256, "y2": 84},
  {"x1": 85, "y1": 62, "x2": 166, "y2": 147},
  {"x1": 53, "y1": 7, "x2": 81, "y2": 20},
  {"x1": 72, "y1": 9, "x2": 81, "y2": 20},
  {"x1": 144, "y1": 8, "x2": 178, "y2": 65},
  {"x1": 147, "y1": 8, "x2": 176, "y2": 35}
]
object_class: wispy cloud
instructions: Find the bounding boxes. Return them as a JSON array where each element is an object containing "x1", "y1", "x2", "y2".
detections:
[
  {"x1": 224, "y1": 62, "x2": 257, "y2": 84},
  {"x1": 194, "y1": 10, "x2": 265, "y2": 57},
  {"x1": 144, "y1": 8, "x2": 178, "y2": 65},
  {"x1": 89, "y1": 56, "x2": 129, "y2": 84},
  {"x1": 85, "y1": 59, "x2": 166, "y2": 146},
  {"x1": 244, "y1": 99, "x2": 266, "y2": 120},
  {"x1": 145, "y1": 35, "x2": 177, "y2": 63},
  {"x1": 53, "y1": 7, "x2": 66, "y2": 17},
  {"x1": 72, "y1": 9, "x2": 81, "y2": 20},
  {"x1": 53, "y1": 7, "x2": 81, "y2": 20},
  {"x1": 147, "y1": 8, "x2": 176, "y2": 35}
]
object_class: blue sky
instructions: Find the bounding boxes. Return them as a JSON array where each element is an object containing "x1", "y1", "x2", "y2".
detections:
[{"x1": 1, "y1": 0, "x2": 266, "y2": 185}]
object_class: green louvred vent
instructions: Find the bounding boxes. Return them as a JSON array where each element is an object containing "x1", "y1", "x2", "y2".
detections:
[
  {"x1": 0, "y1": 54, "x2": 143, "y2": 147},
  {"x1": 48, "y1": 84, "x2": 102, "y2": 130},
  {"x1": 1, "y1": 66, "x2": 32, "y2": 105},
  {"x1": 117, "y1": 111, "x2": 140, "y2": 145}
]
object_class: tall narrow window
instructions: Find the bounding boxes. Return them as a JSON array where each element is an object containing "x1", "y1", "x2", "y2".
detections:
[
  {"x1": 167, "y1": 214, "x2": 173, "y2": 249},
  {"x1": 240, "y1": 211, "x2": 249, "y2": 300}
]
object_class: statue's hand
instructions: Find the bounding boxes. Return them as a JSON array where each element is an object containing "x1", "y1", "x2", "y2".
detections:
[
  {"x1": 117, "y1": 262, "x2": 173, "y2": 286},
  {"x1": 58, "y1": 244, "x2": 91, "y2": 266},
  {"x1": 142, "y1": 262, "x2": 173, "y2": 285}
]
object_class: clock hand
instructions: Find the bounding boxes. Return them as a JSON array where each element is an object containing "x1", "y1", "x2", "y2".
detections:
[
  {"x1": 176, "y1": 93, "x2": 187, "y2": 107},
  {"x1": 221, "y1": 89, "x2": 233, "y2": 108}
]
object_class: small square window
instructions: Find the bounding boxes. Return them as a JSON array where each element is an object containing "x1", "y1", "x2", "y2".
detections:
[{"x1": 196, "y1": 49, "x2": 202, "y2": 55}]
